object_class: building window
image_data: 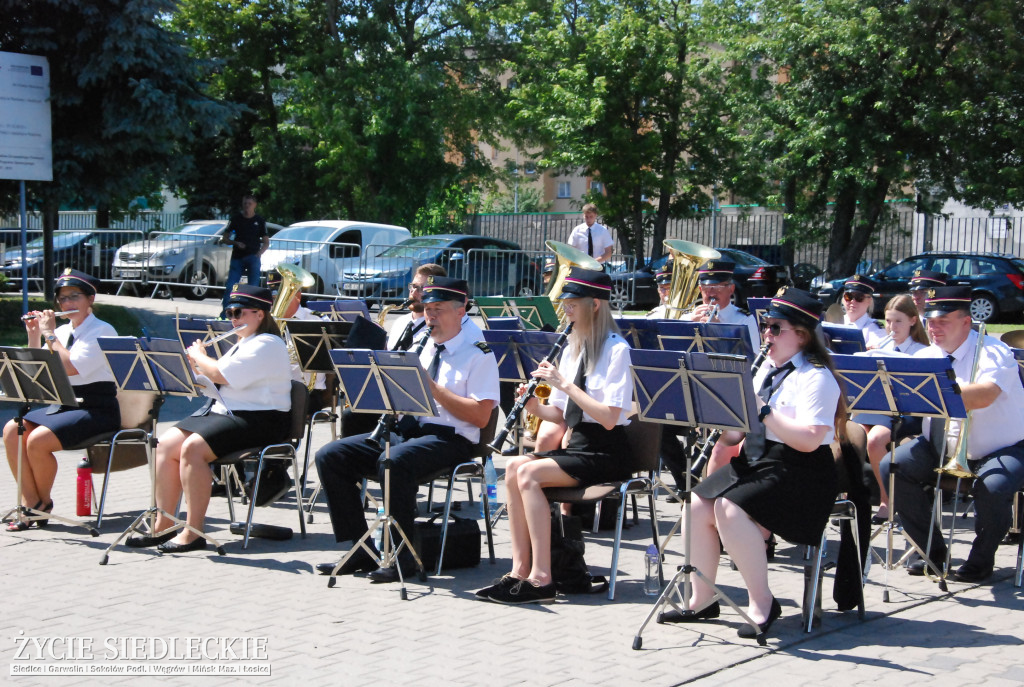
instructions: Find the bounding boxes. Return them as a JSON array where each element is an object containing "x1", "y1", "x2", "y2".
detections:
[
  {"x1": 590, "y1": 180, "x2": 603, "y2": 193},
  {"x1": 557, "y1": 181, "x2": 571, "y2": 198},
  {"x1": 524, "y1": 162, "x2": 536, "y2": 175}
]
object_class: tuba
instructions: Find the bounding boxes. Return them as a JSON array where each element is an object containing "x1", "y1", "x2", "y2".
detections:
[
  {"x1": 271, "y1": 262, "x2": 317, "y2": 390},
  {"x1": 544, "y1": 240, "x2": 601, "y2": 323},
  {"x1": 663, "y1": 239, "x2": 720, "y2": 319}
]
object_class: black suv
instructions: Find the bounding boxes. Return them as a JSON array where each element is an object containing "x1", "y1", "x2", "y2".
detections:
[{"x1": 813, "y1": 252, "x2": 1024, "y2": 323}]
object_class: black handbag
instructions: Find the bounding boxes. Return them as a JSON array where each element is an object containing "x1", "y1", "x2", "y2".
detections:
[
  {"x1": 550, "y1": 514, "x2": 608, "y2": 594},
  {"x1": 413, "y1": 515, "x2": 481, "y2": 571}
]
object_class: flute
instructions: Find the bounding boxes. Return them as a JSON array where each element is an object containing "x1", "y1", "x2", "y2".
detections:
[
  {"x1": 21, "y1": 309, "x2": 79, "y2": 321},
  {"x1": 198, "y1": 324, "x2": 248, "y2": 347}
]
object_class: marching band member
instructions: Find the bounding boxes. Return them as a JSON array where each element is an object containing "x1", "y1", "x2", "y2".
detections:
[
  {"x1": 4, "y1": 270, "x2": 119, "y2": 531},
  {"x1": 854, "y1": 294, "x2": 930, "y2": 523},
  {"x1": 908, "y1": 269, "x2": 947, "y2": 329},
  {"x1": 315, "y1": 277, "x2": 499, "y2": 582},
  {"x1": 127, "y1": 285, "x2": 292, "y2": 552},
  {"x1": 475, "y1": 267, "x2": 633, "y2": 604},
  {"x1": 645, "y1": 263, "x2": 673, "y2": 320},
  {"x1": 881, "y1": 286, "x2": 1024, "y2": 582},
  {"x1": 667, "y1": 288, "x2": 843, "y2": 638},
  {"x1": 841, "y1": 275, "x2": 886, "y2": 348},
  {"x1": 681, "y1": 260, "x2": 760, "y2": 351}
]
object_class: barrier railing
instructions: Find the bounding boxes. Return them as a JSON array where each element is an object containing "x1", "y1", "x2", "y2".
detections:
[{"x1": 1, "y1": 229, "x2": 145, "y2": 292}]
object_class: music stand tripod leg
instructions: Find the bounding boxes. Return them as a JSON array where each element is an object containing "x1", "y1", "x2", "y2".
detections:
[
  {"x1": 3, "y1": 409, "x2": 100, "y2": 537},
  {"x1": 633, "y1": 461, "x2": 767, "y2": 649}
]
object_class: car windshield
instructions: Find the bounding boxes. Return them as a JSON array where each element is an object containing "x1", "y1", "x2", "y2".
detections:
[
  {"x1": 719, "y1": 249, "x2": 769, "y2": 266},
  {"x1": 151, "y1": 222, "x2": 225, "y2": 241},
  {"x1": 26, "y1": 231, "x2": 90, "y2": 250},
  {"x1": 378, "y1": 237, "x2": 451, "y2": 260},
  {"x1": 270, "y1": 226, "x2": 339, "y2": 246}
]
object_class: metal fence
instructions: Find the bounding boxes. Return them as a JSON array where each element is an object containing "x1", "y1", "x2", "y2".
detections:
[
  {"x1": 1, "y1": 211, "x2": 192, "y2": 233},
  {"x1": 1, "y1": 229, "x2": 145, "y2": 291}
]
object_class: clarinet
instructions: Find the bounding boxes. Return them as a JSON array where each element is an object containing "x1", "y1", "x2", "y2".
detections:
[
  {"x1": 487, "y1": 322, "x2": 574, "y2": 452},
  {"x1": 366, "y1": 326, "x2": 434, "y2": 447},
  {"x1": 689, "y1": 340, "x2": 773, "y2": 478}
]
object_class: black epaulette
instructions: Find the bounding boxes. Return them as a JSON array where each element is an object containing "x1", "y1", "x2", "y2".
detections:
[
  {"x1": 735, "y1": 306, "x2": 751, "y2": 316},
  {"x1": 474, "y1": 341, "x2": 492, "y2": 354},
  {"x1": 806, "y1": 354, "x2": 825, "y2": 368}
]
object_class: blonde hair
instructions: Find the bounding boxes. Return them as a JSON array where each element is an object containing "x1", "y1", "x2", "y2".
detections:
[
  {"x1": 885, "y1": 294, "x2": 929, "y2": 345},
  {"x1": 565, "y1": 298, "x2": 620, "y2": 374}
]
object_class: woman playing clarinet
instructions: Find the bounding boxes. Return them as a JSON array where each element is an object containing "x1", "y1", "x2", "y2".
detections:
[
  {"x1": 667, "y1": 287, "x2": 844, "y2": 638},
  {"x1": 475, "y1": 267, "x2": 633, "y2": 605}
]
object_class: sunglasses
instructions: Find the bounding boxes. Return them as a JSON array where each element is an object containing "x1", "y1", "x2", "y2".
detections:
[
  {"x1": 760, "y1": 322, "x2": 795, "y2": 336},
  {"x1": 843, "y1": 291, "x2": 868, "y2": 303},
  {"x1": 225, "y1": 307, "x2": 255, "y2": 319}
]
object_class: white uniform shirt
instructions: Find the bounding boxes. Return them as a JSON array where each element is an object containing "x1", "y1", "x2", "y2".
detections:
[
  {"x1": 845, "y1": 312, "x2": 886, "y2": 348},
  {"x1": 882, "y1": 336, "x2": 927, "y2": 356},
  {"x1": 214, "y1": 333, "x2": 292, "y2": 414},
  {"x1": 56, "y1": 313, "x2": 117, "y2": 385},
  {"x1": 418, "y1": 328, "x2": 500, "y2": 443},
  {"x1": 406, "y1": 313, "x2": 484, "y2": 351},
  {"x1": 567, "y1": 222, "x2": 614, "y2": 260},
  {"x1": 386, "y1": 312, "x2": 428, "y2": 350},
  {"x1": 681, "y1": 303, "x2": 760, "y2": 352},
  {"x1": 916, "y1": 330, "x2": 1024, "y2": 459},
  {"x1": 549, "y1": 333, "x2": 633, "y2": 426},
  {"x1": 646, "y1": 304, "x2": 669, "y2": 320},
  {"x1": 754, "y1": 351, "x2": 839, "y2": 446}
]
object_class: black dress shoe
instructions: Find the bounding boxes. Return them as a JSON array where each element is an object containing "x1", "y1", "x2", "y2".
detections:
[
  {"x1": 157, "y1": 537, "x2": 208, "y2": 554},
  {"x1": 737, "y1": 597, "x2": 782, "y2": 639},
  {"x1": 475, "y1": 574, "x2": 520, "y2": 599},
  {"x1": 953, "y1": 562, "x2": 993, "y2": 583},
  {"x1": 367, "y1": 565, "x2": 402, "y2": 584},
  {"x1": 659, "y1": 601, "x2": 720, "y2": 624},
  {"x1": 907, "y1": 557, "x2": 944, "y2": 577},
  {"x1": 315, "y1": 549, "x2": 379, "y2": 576},
  {"x1": 125, "y1": 531, "x2": 176, "y2": 548}
]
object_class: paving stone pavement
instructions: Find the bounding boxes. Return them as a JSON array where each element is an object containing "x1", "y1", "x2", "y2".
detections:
[{"x1": 1, "y1": 294, "x2": 1022, "y2": 685}]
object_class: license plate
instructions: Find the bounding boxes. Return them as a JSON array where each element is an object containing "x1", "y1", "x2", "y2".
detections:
[
  {"x1": 342, "y1": 283, "x2": 365, "y2": 292},
  {"x1": 120, "y1": 270, "x2": 142, "y2": 278}
]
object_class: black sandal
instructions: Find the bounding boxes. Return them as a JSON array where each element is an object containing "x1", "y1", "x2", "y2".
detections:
[
  {"x1": 36, "y1": 501, "x2": 54, "y2": 529},
  {"x1": 6, "y1": 501, "x2": 41, "y2": 532}
]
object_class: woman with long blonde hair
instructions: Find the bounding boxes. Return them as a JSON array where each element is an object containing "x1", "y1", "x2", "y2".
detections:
[{"x1": 475, "y1": 267, "x2": 633, "y2": 605}]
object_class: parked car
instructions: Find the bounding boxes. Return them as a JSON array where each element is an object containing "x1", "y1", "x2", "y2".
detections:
[
  {"x1": 1, "y1": 229, "x2": 140, "y2": 289},
  {"x1": 337, "y1": 235, "x2": 543, "y2": 305},
  {"x1": 609, "y1": 247, "x2": 790, "y2": 310},
  {"x1": 260, "y1": 220, "x2": 411, "y2": 294},
  {"x1": 812, "y1": 251, "x2": 1024, "y2": 323},
  {"x1": 111, "y1": 220, "x2": 283, "y2": 300}
]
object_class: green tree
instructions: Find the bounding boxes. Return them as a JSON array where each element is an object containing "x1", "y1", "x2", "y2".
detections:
[
  {"x1": 502, "y1": 0, "x2": 749, "y2": 264},
  {"x1": 0, "y1": 0, "x2": 233, "y2": 296},
  {"x1": 713, "y1": 0, "x2": 1024, "y2": 278},
  {"x1": 244, "y1": 0, "x2": 506, "y2": 229}
]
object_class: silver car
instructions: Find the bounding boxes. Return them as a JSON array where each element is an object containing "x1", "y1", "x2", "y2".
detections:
[{"x1": 112, "y1": 220, "x2": 282, "y2": 299}]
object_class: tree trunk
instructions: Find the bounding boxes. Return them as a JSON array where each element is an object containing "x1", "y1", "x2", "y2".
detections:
[{"x1": 96, "y1": 205, "x2": 111, "y2": 229}]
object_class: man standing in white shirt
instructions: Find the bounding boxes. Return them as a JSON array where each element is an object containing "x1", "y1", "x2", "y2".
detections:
[{"x1": 567, "y1": 203, "x2": 614, "y2": 265}]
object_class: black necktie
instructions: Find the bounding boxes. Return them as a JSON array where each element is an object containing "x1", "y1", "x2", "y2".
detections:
[
  {"x1": 587, "y1": 226, "x2": 593, "y2": 258},
  {"x1": 66, "y1": 332, "x2": 75, "y2": 348},
  {"x1": 428, "y1": 343, "x2": 446, "y2": 381},
  {"x1": 563, "y1": 355, "x2": 588, "y2": 428},
  {"x1": 758, "y1": 362, "x2": 794, "y2": 404},
  {"x1": 395, "y1": 320, "x2": 415, "y2": 351}
]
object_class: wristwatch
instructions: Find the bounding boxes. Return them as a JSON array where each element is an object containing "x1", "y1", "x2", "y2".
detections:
[
  {"x1": 758, "y1": 404, "x2": 772, "y2": 422},
  {"x1": 45, "y1": 334, "x2": 57, "y2": 344}
]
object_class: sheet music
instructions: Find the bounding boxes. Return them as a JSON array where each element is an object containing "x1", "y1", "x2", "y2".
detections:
[{"x1": 195, "y1": 374, "x2": 233, "y2": 416}]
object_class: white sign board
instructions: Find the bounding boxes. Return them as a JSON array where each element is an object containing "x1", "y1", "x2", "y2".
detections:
[{"x1": 0, "y1": 51, "x2": 52, "y2": 181}]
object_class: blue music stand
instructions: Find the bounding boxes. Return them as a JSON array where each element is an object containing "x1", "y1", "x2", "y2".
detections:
[
  {"x1": 328, "y1": 348, "x2": 437, "y2": 598},
  {"x1": 823, "y1": 323, "x2": 866, "y2": 354},
  {"x1": 630, "y1": 348, "x2": 767, "y2": 646},
  {"x1": 175, "y1": 316, "x2": 240, "y2": 360},
  {"x1": 615, "y1": 317, "x2": 664, "y2": 350},
  {"x1": 0, "y1": 346, "x2": 93, "y2": 536},
  {"x1": 833, "y1": 353, "x2": 964, "y2": 595},
  {"x1": 658, "y1": 321, "x2": 755, "y2": 360},
  {"x1": 94, "y1": 337, "x2": 227, "y2": 563},
  {"x1": 746, "y1": 297, "x2": 772, "y2": 325},
  {"x1": 306, "y1": 299, "x2": 370, "y2": 323},
  {"x1": 484, "y1": 316, "x2": 522, "y2": 331}
]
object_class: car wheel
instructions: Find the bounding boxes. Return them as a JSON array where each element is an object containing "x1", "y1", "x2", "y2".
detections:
[
  {"x1": 181, "y1": 264, "x2": 212, "y2": 300},
  {"x1": 312, "y1": 275, "x2": 325, "y2": 295},
  {"x1": 969, "y1": 294, "x2": 997, "y2": 323},
  {"x1": 610, "y1": 282, "x2": 631, "y2": 311},
  {"x1": 515, "y1": 280, "x2": 537, "y2": 297}
]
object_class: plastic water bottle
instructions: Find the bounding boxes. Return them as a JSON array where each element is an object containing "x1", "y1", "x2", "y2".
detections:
[
  {"x1": 76, "y1": 458, "x2": 93, "y2": 517},
  {"x1": 373, "y1": 504, "x2": 385, "y2": 550},
  {"x1": 643, "y1": 544, "x2": 661, "y2": 596},
  {"x1": 480, "y1": 456, "x2": 499, "y2": 520}
]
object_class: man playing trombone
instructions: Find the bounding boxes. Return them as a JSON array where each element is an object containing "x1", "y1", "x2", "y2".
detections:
[
  {"x1": 881, "y1": 286, "x2": 1024, "y2": 582},
  {"x1": 314, "y1": 277, "x2": 499, "y2": 582}
]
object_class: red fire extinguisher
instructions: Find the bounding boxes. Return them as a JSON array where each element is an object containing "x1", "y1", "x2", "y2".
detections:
[{"x1": 76, "y1": 458, "x2": 92, "y2": 516}]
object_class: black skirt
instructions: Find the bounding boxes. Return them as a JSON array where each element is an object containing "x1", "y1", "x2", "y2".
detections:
[
  {"x1": 535, "y1": 422, "x2": 632, "y2": 485},
  {"x1": 23, "y1": 382, "x2": 120, "y2": 448},
  {"x1": 175, "y1": 409, "x2": 290, "y2": 457},
  {"x1": 693, "y1": 440, "x2": 838, "y2": 546}
]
